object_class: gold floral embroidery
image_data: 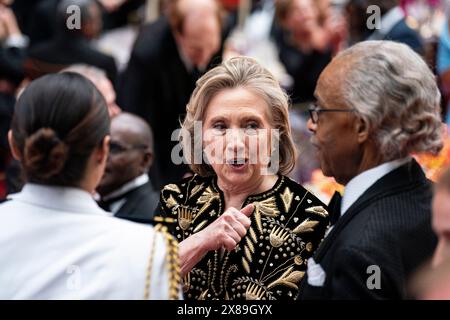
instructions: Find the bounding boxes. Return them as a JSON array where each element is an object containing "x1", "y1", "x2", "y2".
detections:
[
  {"x1": 245, "y1": 283, "x2": 266, "y2": 300},
  {"x1": 190, "y1": 183, "x2": 204, "y2": 199},
  {"x1": 253, "y1": 197, "x2": 280, "y2": 233},
  {"x1": 197, "y1": 187, "x2": 220, "y2": 205},
  {"x1": 178, "y1": 207, "x2": 193, "y2": 231},
  {"x1": 305, "y1": 206, "x2": 329, "y2": 218},
  {"x1": 196, "y1": 187, "x2": 220, "y2": 217},
  {"x1": 244, "y1": 246, "x2": 253, "y2": 262},
  {"x1": 280, "y1": 187, "x2": 294, "y2": 212},
  {"x1": 245, "y1": 237, "x2": 255, "y2": 253},
  {"x1": 163, "y1": 184, "x2": 181, "y2": 194},
  {"x1": 292, "y1": 218, "x2": 320, "y2": 234},
  {"x1": 269, "y1": 226, "x2": 290, "y2": 248},
  {"x1": 294, "y1": 255, "x2": 303, "y2": 265},
  {"x1": 248, "y1": 227, "x2": 258, "y2": 243},
  {"x1": 242, "y1": 257, "x2": 251, "y2": 274},
  {"x1": 165, "y1": 195, "x2": 178, "y2": 209},
  {"x1": 267, "y1": 266, "x2": 305, "y2": 290},
  {"x1": 193, "y1": 220, "x2": 208, "y2": 233}
]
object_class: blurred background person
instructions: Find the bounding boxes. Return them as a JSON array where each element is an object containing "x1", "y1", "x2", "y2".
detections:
[
  {"x1": 0, "y1": 1, "x2": 27, "y2": 200},
  {"x1": 63, "y1": 64, "x2": 121, "y2": 117},
  {"x1": 274, "y1": 0, "x2": 344, "y2": 106},
  {"x1": 409, "y1": 165, "x2": 450, "y2": 300},
  {"x1": 437, "y1": 6, "x2": 450, "y2": 126},
  {"x1": 0, "y1": 73, "x2": 179, "y2": 299},
  {"x1": 431, "y1": 165, "x2": 450, "y2": 268},
  {"x1": 409, "y1": 258, "x2": 450, "y2": 299},
  {"x1": 346, "y1": 0, "x2": 424, "y2": 53},
  {"x1": 28, "y1": 0, "x2": 117, "y2": 83},
  {"x1": 96, "y1": 112, "x2": 159, "y2": 224},
  {"x1": 118, "y1": 0, "x2": 225, "y2": 189},
  {"x1": 20, "y1": 0, "x2": 142, "y2": 46}
]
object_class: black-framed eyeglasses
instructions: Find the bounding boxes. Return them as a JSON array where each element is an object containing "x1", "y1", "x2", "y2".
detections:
[
  {"x1": 109, "y1": 141, "x2": 149, "y2": 155},
  {"x1": 308, "y1": 103, "x2": 356, "y2": 124}
]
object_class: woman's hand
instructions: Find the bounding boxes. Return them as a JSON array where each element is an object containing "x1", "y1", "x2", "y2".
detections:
[
  {"x1": 200, "y1": 203, "x2": 254, "y2": 251},
  {"x1": 178, "y1": 204, "x2": 254, "y2": 277}
]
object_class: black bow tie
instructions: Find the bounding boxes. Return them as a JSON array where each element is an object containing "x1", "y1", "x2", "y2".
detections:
[
  {"x1": 97, "y1": 193, "x2": 127, "y2": 212},
  {"x1": 328, "y1": 191, "x2": 342, "y2": 225},
  {"x1": 97, "y1": 199, "x2": 112, "y2": 212}
]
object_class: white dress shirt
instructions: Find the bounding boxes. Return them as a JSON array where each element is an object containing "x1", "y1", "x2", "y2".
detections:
[
  {"x1": 341, "y1": 157, "x2": 411, "y2": 215},
  {"x1": 0, "y1": 183, "x2": 171, "y2": 300}
]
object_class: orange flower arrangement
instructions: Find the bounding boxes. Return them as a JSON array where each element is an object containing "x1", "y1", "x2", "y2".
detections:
[{"x1": 413, "y1": 128, "x2": 450, "y2": 182}]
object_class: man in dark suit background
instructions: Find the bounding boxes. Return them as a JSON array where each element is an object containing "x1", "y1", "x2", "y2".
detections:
[
  {"x1": 299, "y1": 40, "x2": 443, "y2": 299},
  {"x1": 28, "y1": 0, "x2": 117, "y2": 83},
  {"x1": 96, "y1": 112, "x2": 159, "y2": 224},
  {"x1": 118, "y1": 0, "x2": 224, "y2": 189},
  {"x1": 346, "y1": 0, "x2": 423, "y2": 53}
]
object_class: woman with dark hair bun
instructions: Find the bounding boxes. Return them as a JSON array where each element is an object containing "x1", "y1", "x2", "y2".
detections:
[{"x1": 0, "y1": 73, "x2": 180, "y2": 300}]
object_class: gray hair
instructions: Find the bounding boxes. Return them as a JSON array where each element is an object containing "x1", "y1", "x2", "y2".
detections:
[{"x1": 335, "y1": 40, "x2": 443, "y2": 160}]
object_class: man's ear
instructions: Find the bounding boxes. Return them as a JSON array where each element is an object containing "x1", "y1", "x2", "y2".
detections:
[
  {"x1": 8, "y1": 130, "x2": 22, "y2": 161},
  {"x1": 141, "y1": 150, "x2": 153, "y2": 172},
  {"x1": 356, "y1": 117, "x2": 370, "y2": 144}
]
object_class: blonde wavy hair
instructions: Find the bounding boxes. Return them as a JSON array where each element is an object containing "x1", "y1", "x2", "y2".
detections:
[
  {"x1": 335, "y1": 41, "x2": 443, "y2": 160},
  {"x1": 181, "y1": 56, "x2": 297, "y2": 177}
]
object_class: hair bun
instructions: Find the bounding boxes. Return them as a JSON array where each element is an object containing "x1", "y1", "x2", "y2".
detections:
[{"x1": 24, "y1": 128, "x2": 69, "y2": 180}]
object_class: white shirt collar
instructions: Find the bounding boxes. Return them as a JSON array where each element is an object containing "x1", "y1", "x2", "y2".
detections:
[
  {"x1": 8, "y1": 183, "x2": 108, "y2": 216},
  {"x1": 341, "y1": 157, "x2": 411, "y2": 215},
  {"x1": 102, "y1": 174, "x2": 149, "y2": 201},
  {"x1": 368, "y1": 6, "x2": 405, "y2": 39}
]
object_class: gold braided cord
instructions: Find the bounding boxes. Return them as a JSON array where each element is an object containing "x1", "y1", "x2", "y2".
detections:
[
  {"x1": 160, "y1": 225, "x2": 182, "y2": 300},
  {"x1": 143, "y1": 225, "x2": 159, "y2": 300},
  {"x1": 143, "y1": 224, "x2": 181, "y2": 300}
]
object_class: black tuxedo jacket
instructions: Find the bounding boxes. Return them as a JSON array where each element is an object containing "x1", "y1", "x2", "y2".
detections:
[
  {"x1": 113, "y1": 182, "x2": 159, "y2": 224},
  {"x1": 298, "y1": 159, "x2": 437, "y2": 300}
]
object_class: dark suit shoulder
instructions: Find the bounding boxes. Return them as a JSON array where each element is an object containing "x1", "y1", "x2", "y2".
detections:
[
  {"x1": 115, "y1": 182, "x2": 159, "y2": 223},
  {"x1": 131, "y1": 17, "x2": 174, "y2": 65},
  {"x1": 386, "y1": 19, "x2": 424, "y2": 53}
]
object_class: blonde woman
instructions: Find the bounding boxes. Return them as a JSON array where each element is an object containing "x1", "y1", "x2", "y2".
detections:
[{"x1": 155, "y1": 57, "x2": 330, "y2": 300}]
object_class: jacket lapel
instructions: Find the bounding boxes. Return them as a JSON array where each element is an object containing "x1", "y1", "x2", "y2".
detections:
[{"x1": 114, "y1": 182, "x2": 155, "y2": 223}]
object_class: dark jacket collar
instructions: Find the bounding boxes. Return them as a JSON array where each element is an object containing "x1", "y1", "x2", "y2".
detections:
[{"x1": 313, "y1": 158, "x2": 428, "y2": 261}]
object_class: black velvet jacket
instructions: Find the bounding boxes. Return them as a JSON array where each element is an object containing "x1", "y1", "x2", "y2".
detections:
[{"x1": 155, "y1": 174, "x2": 330, "y2": 300}]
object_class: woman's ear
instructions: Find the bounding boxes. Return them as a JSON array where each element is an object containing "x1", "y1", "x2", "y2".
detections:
[
  {"x1": 8, "y1": 130, "x2": 22, "y2": 161},
  {"x1": 98, "y1": 135, "x2": 110, "y2": 164}
]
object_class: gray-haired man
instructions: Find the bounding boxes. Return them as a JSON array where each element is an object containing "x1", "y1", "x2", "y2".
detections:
[{"x1": 299, "y1": 40, "x2": 443, "y2": 299}]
